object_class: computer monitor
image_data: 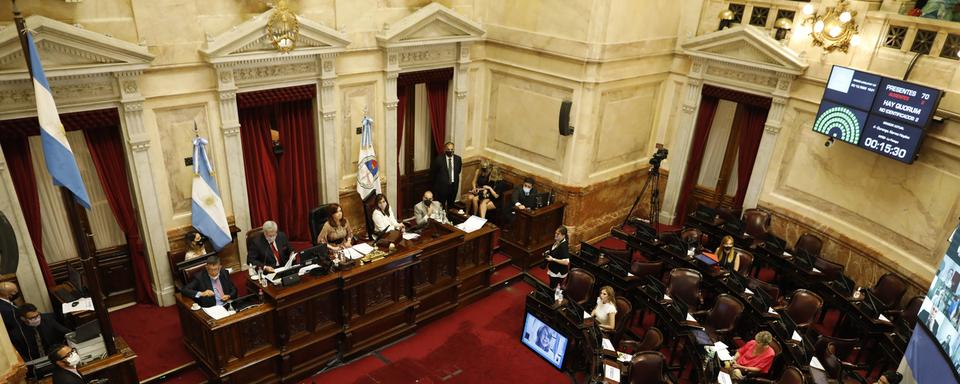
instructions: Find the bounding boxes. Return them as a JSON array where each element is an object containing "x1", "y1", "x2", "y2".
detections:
[
  {"x1": 521, "y1": 312, "x2": 569, "y2": 369},
  {"x1": 272, "y1": 265, "x2": 302, "y2": 282},
  {"x1": 74, "y1": 320, "x2": 100, "y2": 343},
  {"x1": 534, "y1": 192, "x2": 551, "y2": 209},
  {"x1": 226, "y1": 293, "x2": 260, "y2": 312},
  {"x1": 299, "y1": 244, "x2": 328, "y2": 266},
  {"x1": 66, "y1": 262, "x2": 86, "y2": 297},
  {"x1": 579, "y1": 242, "x2": 600, "y2": 264}
]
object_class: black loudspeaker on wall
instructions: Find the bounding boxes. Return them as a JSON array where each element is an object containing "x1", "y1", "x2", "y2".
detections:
[{"x1": 559, "y1": 100, "x2": 574, "y2": 136}]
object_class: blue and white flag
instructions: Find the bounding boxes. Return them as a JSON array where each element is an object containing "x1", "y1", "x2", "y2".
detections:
[
  {"x1": 191, "y1": 136, "x2": 231, "y2": 250},
  {"x1": 25, "y1": 32, "x2": 90, "y2": 209},
  {"x1": 356, "y1": 114, "x2": 381, "y2": 198}
]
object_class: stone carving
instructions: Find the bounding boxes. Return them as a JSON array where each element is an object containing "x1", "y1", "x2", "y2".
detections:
[
  {"x1": 399, "y1": 47, "x2": 456, "y2": 66},
  {"x1": 219, "y1": 91, "x2": 237, "y2": 100},
  {"x1": 682, "y1": 105, "x2": 695, "y2": 113},
  {"x1": 389, "y1": 54, "x2": 397, "y2": 65},
  {"x1": 323, "y1": 60, "x2": 334, "y2": 72},
  {"x1": 323, "y1": 111, "x2": 336, "y2": 120},
  {"x1": 123, "y1": 101, "x2": 144, "y2": 112},
  {"x1": 385, "y1": 101, "x2": 398, "y2": 110},
  {"x1": 321, "y1": 79, "x2": 335, "y2": 88},
  {"x1": 223, "y1": 125, "x2": 241, "y2": 136},
  {"x1": 219, "y1": 70, "x2": 233, "y2": 84},
  {"x1": 456, "y1": 90, "x2": 467, "y2": 99},
  {"x1": 705, "y1": 66, "x2": 778, "y2": 88},
  {"x1": 232, "y1": 61, "x2": 318, "y2": 83},
  {"x1": 122, "y1": 80, "x2": 137, "y2": 94},
  {"x1": 130, "y1": 141, "x2": 150, "y2": 152}
]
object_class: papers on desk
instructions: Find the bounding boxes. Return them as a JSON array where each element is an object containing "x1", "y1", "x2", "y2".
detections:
[
  {"x1": 602, "y1": 337, "x2": 615, "y2": 352},
  {"x1": 604, "y1": 363, "x2": 621, "y2": 382},
  {"x1": 714, "y1": 341, "x2": 728, "y2": 350},
  {"x1": 583, "y1": 311, "x2": 592, "y2": 319},
  {"x1": 792, "y1": 330, "x2": 803, "y2": 342},
  {"x1": 663, "y1": 294, "x2": 672, "y2": 301},
  {"x1": 879, "y1": 314, "x2": 891, "y2": 322},
  {"x1": 283, "y1": 253, "x2": 296, "y2": 268},
  {"x1": 812, "y1": 267, "x2": 822, "y2": 273},
  {"x1": 716, "y1": 348, "x2": 734, "y2": 361},
  {"x1": 299, "y1": 264, "x2": 320, "y2": 276},
  {"x1": 810, "y1": 356, "x2": 825, "y2": 370},
  {"x1": 62, "y1": 297, "x2": 94, "y2": 314},
  {"x1": 201, "y1": 305, "x2": 234, "y2": 320},
  {"x1": 686, "y1": 313, "x2": 697, "y2": 322},
  {"x1": 744, "y1": 288, "x2": 754, "y2": 295},
  {"x1": 626, "y1": 272, "x2": 634, "y2": 277},
  {"x1": 768, "y1": 307, "x2": 778, "y2": 314},
  {"x1": 617, "y1": 352, "x2": 632, "y2": 362},
  {"x1": 717, "y1": 371, "x2": 733, "y2": 384},
  {"x1": 343, "y1": 243, "x2": 375, "y2": 260},
  {"x1": 783, "y1": 251, "x2": 792, "y2": 258},
  {"x1": 455, "y1": 216, "x2": 487, "y2": 233},
  {"x1": 402, "y1": 232, "x2": 420, "y2": 240}
]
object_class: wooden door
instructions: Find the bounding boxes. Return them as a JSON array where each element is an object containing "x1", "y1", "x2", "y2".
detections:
[
  {"x1": 397, "y1": 85, "x2": 437, "y2": 217},
  {"x1": 685, "y1": 102, "x2": 748, "y2": 212}
]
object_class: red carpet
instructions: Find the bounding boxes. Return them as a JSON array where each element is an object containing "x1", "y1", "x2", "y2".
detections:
[
  {"x1": 305, "y1": 281, "x2": 570, "y2": 384},
  {"x1": 110, "y1": 304, "x2": 193, "y2": 381}
]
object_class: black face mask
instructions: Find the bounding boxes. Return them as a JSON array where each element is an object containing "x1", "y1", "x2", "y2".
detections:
[
  {"x1": 423, "y1": 199, "x2": 432, "y2": 206},
  {"x1": 445, "y1": 150, "x2": 453, "y2": 157}
]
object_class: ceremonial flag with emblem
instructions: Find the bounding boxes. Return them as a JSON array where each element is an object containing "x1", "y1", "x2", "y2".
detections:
[
  {"x1": 24, "y1": 31, "x2": 91, "y2": 209},
  {"x1": 191, "y1": 135, "x2": 231, "y2": 250},
  {"x1": 356, "y1": 114, "x2": 381, "y2": 197}
]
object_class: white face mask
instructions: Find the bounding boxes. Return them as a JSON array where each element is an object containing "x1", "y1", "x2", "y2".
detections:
[
  {"x1": 523, "y1": 187, "x2": 531, "y2": 194},
  {"x1": 65, "y1": 351, "x2": 81, "y2": 367},
  {"x1": 265, "y1": 235, "x2": 277, "y2": 244},
  {"x1": 26, "y1": 317, "x2": 41, "y2": 327}
]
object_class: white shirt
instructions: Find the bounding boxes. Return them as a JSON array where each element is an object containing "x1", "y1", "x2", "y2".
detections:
[
  {"x1": 372, "y1": 207, "x2": 402, "y2": 233},
  {"x1": 593, "y1": 300, "x2": 617, "y2": 325},
  {"x1": 447, "y1": 156, "x2": 455, "y2": 183}
]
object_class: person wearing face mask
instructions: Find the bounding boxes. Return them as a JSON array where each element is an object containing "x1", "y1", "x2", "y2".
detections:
[
  {"x1": 183, "y1": 231, "x2": 208, "y2": 260},
  {"x1": 715, "y1": 235, "x2": 740, "y2": 270},
  {"x1": 414, "y1": 190, "x2": 447, "y2": 226},
  {"x1": 182, "y1": 256, "x2": 237, "y2": 308},
  {"x1": 544, "y1": 226, "x2": 570, "y2": 289},
  {"x1": 248, "y1": 220, "x2": 293, "y2": 273},
  {"x1": 511, "y1": 177, "x2": 539, "y2": 212},
  {"x1": 11, "y1": 303, "x2": 69, "y2": 364},
  {"x1": 430, "y1": 141, "x2": 462, "y2": 210},
  {"x1": 371, "y1": 194, "x2": 404, "y2": 240},
  {"x1": 0, "y1": 282, "x2": 20, "y2": 333},
  {"x1": 48, "y1": 344, "x2": 84, "y2": 384}
]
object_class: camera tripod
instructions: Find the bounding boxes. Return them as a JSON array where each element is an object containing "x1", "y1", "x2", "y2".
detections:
[{"x1": 620, "y1": 163, "x2": 662, "y2": 235}]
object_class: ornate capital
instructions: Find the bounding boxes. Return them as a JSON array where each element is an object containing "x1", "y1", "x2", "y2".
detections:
[
  {"x1": 764, "y1": 123, "x2": 781, "y2": 134},
  {"x1": 323, "y1": 111, "x2": 336, "y2": 121},
  {"x1": 321, "y1": 79, "x2": 335, "y2": 88},
  {"x1": 456, "y1": 90, "x2": 467, "y2": 99},
  {"x1": 219, "y1": 91, "x2": 237, "y2": 100},
  {"x1": 682, "y1": 105, "x2": 695, "y2": 113},
  {"x1": 130, "y1": 140, "x2": 150, "y2": 152},
  {"x1": 223, "y1": 125, "x2": 241, "y2": 137},
  {"x1": 123, "y1": 101, "x2": 144, "y2": 112},
  {"x1": 384, "y1": 101, "x2": 398, "y2": 110}
]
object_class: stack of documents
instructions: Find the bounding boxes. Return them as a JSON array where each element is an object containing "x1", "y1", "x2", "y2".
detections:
[
  {"x1": 201, "y1": 305, "x2": 235, "y2": 320},
  {"x1": 62, "y1": 298, "x2": 94, "y2": 314},
  {"x1": 454, "y1": 216, "x2": 487, "y2": 233},
  {"x1": 713, "y1": 341, "x2": 734, "y2": 361},
  {"x1": 343, "y1": 243, "x2": 375, "y2": 260}
]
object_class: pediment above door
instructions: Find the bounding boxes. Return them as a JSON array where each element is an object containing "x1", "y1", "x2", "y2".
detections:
[
  {"x1": 201, "y1": 8, "x2": 350, "y2": 64},
  {"x1": 683, "y1": 25, "x2": 807, "y2": 75},
  {"x1": 377, "y1": 3, "x2": 485, "y2": 48}
]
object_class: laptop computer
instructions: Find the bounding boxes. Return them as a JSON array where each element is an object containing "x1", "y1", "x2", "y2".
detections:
[
  {"x1": 74, "y1": 320, "x2": 100, "y2": 343},
  {"x1": 226, "y1": 293, "x2": 260, "y2": 312}
]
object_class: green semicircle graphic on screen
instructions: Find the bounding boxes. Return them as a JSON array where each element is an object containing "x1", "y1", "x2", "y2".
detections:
[{"x1": 813, "y1": 106, "x2": 862, "y2": 144}]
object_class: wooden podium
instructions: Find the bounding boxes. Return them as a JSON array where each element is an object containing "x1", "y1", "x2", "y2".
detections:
[{"x1": 501, "y1": 203, "x2": 565, "y2": 269}]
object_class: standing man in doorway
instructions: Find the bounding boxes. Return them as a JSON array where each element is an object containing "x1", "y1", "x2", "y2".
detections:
[{"x1": 431, "y1": 141, "x2": 462, "y2": 209}]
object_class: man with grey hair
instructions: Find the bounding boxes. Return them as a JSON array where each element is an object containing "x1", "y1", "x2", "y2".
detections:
[
  {"x1": 247, "y1": 220, "x2": 292, "y2": 273},
  {"x1": 0, "y1": 282, "x2": 20, "y2": 332}
]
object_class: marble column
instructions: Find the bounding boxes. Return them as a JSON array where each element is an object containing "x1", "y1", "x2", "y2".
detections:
[
  {"x1": 451, "y1": 43, "x2": 471, "y2": 153},
  {"x1": 742, "y1": 74, "x2": 792, "y2": 210},
  {"x1": 318, "y1": 54, "x2": 340, "y2": 204},
  {"x1": 0, "y1": 141, "x2": 51, "y2": 312},
  {"x1": 660, "y1": 59, "x2": 707, "y2": 224},
  {"x1": 0, "y1": 322, "x2": 25, "y2": 383},
  {"x1": 116, "y1": 71, "x2": 172, "y2": 305},
  {"x1": 384, "y1": 50, "x2": 401, "y2": 205},
  {"x1": 214, "y1": 67, "x2": 252, "y2": 267}
]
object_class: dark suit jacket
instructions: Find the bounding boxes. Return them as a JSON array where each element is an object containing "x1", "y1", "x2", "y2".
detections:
[
  {"x1": 430, "y1": 154, "x2": 462, "y2": 203},
  {"x1": 51, "y1": 365, "x2": 85, "y2": 384},
  {"x1": 182, "y1": 269, "x2": 238, "y2": 308},
  {"x1": 511, "y1": 186, "x2": 539, "y2": 209},
  {"x1": 247, "y1": 232, "x2": 292, "y2": 270},
  {"x1": 547, "y1": 239, "x2": 569, "y2": 276},
  {"x1": 11, "y1": 314, "x2": 69, "y2": 361},
  {"x1": 0, "y1": 299, "x2": 17, "y2": 333}
]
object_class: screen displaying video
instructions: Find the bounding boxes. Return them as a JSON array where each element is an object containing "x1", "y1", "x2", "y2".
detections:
[
  {"x1": 520, "y1": 312, "x2": 568, "y2": 369},
  {"x1": 909, "y1": 223, "x2": 960, "y2": 383}
]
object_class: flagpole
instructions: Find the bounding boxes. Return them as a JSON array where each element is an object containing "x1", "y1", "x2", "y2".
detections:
[{"x1": 11, "y1": 0, "x2": 118, "y2": 355}]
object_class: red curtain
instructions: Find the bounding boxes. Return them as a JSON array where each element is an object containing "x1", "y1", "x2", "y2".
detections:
[
  {"x1": 674, "y1": 95, "x2": 720, "y2": 225},
  {"x1": 84, "y1": 127, "x2": 156, "y2": 304},
  {"x1": 731, "y1": 105, "x2": 768, "y2": 210},
  {"x1": 0, "y1": 138, "x2": 53, "y2": 287},
  {"x1": 426, "y1": 80, "x2": 449, "y2": 154},
  {"x1": 276, "y1": 99, "x2": 319, "y2": 244},
  {"x1": 397, "y1": 85, "x2": 408, "y2": 156},
  {"x1": 239, "y1": 105, "x2": 280, "y2": 228}
]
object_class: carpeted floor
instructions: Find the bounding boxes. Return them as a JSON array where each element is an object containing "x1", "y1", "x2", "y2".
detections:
[
  {"x1": 110, "y1": 303, "x2": 192, "y2": 381},
  {"x1": 304, "y1": 280, "x2": 570, "y2": 384}
]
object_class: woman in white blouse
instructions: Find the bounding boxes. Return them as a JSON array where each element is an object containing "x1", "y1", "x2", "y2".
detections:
[
  {"x1": 372, "y1": 194, "x2": 404, "y2": 237},
  {"x1": 591, "y1": 285, "x2": 617, "y2": 331}
]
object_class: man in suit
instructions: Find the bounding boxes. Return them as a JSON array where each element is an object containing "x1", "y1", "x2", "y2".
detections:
[
  {"x1": 0, "y1": 282, "x2": 19, "y2": 333},
  {"x1": 11, "y1": 303, "x2": 70, "y2": 363},
  {"x1": 511, "y1": 177, "x2": 539, "y2": 212},
  {"x1": 247, "y1": 220, "x2": 293, "y2": 273},
  {"x1": 430, "y1": 142, "x2": 462, "y2": 209},
  {"x1": 414, "y1": 190, "x2": 447, "y2": 226},
  {"x1": 182, "y1": 256, "x2": 237, "y2": 308},
  {"x1": 48, "y1": 344, "x2": 84, "y2": 384}
]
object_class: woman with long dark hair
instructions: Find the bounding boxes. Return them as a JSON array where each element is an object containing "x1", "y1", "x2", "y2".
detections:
[
  {"x1": 544, "y1": 226, "x2": 570, "y2": 289},
  {"x1": 318, "y1": 203, "x2": 353, "y2": 256}
]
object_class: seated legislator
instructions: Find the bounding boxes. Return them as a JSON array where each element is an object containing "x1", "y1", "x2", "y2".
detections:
[
  {"x1": 247, "y1": 220, "x2": 293, "y2": 273},
  {"x1": 716, "y1": 235, "x2": 740, "y2": 270},
  {"x1": 875, "y1": 371, "x2": 903, "y2": 384},
  {"x1": 184, "y1": 231, "x2": 209, "y2": 260},
  {"x1": 182, "y1": 256, "x2": 237, "y2": 308},
  {"x1": 591, "y1": 286, "x2": 618, "y2": 331},
  {"x1": 11, "y1": 303, "x2": 70, "y2": 363},
  {"x1": 414, "y1": 190, "x2": 447, "y2": 226},
  {"x1": 511, "y1": 177, "x2": 539, "y2": 212},
  {"x1": 725, "y1": 330, "x2": 776, "y2": 380},
  {"x1": 474, "y1": 166, "x2": 504, "y2": 219},
  {"x1": 464, "y1": 160, "x2": 492, "y2": 216},
  {"x1": 318, "y1": 203, "x2": 353, "y2": 256},
  {"x1": 544, "y1": 226, "x2": 570, "y2": 288},
  {"x1": 48, "y1": 344, "x2": 84, "y2": 384},
  {"x1": 372, "y1": 194, "x2": 404, "y2": 239}
]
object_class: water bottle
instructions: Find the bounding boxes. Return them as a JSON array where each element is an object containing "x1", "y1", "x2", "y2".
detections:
[
  {"x1": 554, "y1": 284, "x2": 562, "y2": 303},
  {"x1": 258, "y1": 267, "x2": 267, "y2": 288}
]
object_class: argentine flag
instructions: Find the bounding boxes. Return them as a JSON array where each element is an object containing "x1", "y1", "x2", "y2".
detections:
[
  {"x1": 191, "y1": 137, "x2": 231, "y2": 250},
  {"x1": 25, "y1": 32, "x2": 90, "y2": 209},
  {"x1": 356, "y1": 114, "x2": 381, "y2": 198}
]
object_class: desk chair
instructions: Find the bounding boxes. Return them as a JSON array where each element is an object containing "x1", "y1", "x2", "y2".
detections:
[
  {"x1": 609, "y1": 297, "x2": 634, "y2": 346},
  {"x1": 600, "y1": 246, "x2": 637, "y2": 265},
  {"x1": 748, "y1": 278, "x2": 781, "y2": 307},
  {"x1": 870, "y1": 273, "x2": 907, "y2": 315},
  {"x1": 667, "y1": 268, "x2": 703, "y2": 311},
  {"x1": 679, "y1": 228, "x2": 705, "y2": 251},
  {"x1": 308, "y1": 204, "x2": 333, "y2": 245},
  {"x1": 733, "y1": 248, "x2": 754, "y2": 277},
  {"x1": 628, "y1": 351, "x2": 670, "y2": 384},
  {"x1": 745, "y1": 366, "x2": 805, "y2": 384},
  {"x1": 739, "y1": 338, "x2": 783, "y2": 381},
  {"x1": 562, "y1": 268, "x2": 596, "y2": 307},
  {"x1": 630, "y1": 260, "x2": 664, "y2": 281},
  {"x1": 742, "y1": 209, "x2": 772, "y2": 248},
  {"x1": 697, "y1": 293, "x2": 744, "y2": 344},
  {"x1": 619, "y1": 327, "x2": 663, "y2": 355},
  {"x1": 794, "y1": 233, "x2": 823, "y2": 260},
  {"x1": 897, "y1": 295, "x2": 924, "y2": 329},
  {"x1": 360, "y1": 191, "x2": 381, "y2": 241},
  {"x1": 783, "y1": 289, "x2": 823, "y2": 331},
  {"x1": 814, "y1": 335, "x2": 868, "y2": 380},
  {"x1": 246, "y1": 227, "x2": 264, "y2": 262}
]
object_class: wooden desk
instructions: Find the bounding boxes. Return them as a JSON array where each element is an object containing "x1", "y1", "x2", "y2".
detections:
[
  {"x1": 38, "y1": 337, "x2": 138, "y2": 384},
  {"x1": 501, "y1": 202, "x2": 565, "y2": 269},
  {"x1": 179, "y1": 220, "x2": 496, "y2": 384}
]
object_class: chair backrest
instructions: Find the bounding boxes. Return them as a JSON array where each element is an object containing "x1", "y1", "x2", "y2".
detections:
[
  {"x1": 309, "y1": 204, "x2": 333, "y2": 245},
  {"x1": 785, "y1": 289, "x2": 823, "y2": 327},
  {"x1": 630, "y1": 260, "x2": 663, "y2": 280},
  {"x1": 777, "y1": 366, "x2": 805, "y2": 384},
  {"x1": 679, "y1": 228, "x2": 704, "y2": 249},
  {"x1": 361, "y1": 191, "x2": 378, "y2": 239},
  {"x1": 612, "y1": 297, "x2": 633, "y2": 343},
  {"x1": 629, "y1": 351, "x2": 666, "y2": 384},
  {"x1": 636, "y1": 327, "x2": 664, "y2": 352},
  {"x1": 901, "y1": 295, "x2": 924, "y2": 328},
  {"x1": 667, "y1": 268, "x2": 702, "y2": 309},
  {"x1": 742, "y1": 208, "x2": 772, "y2": 241},
  {"x1": 734, "y1": 249, "x2": 754, "y2": 276},
  {"x1": 813, "y1": 257, "x2": 845, "y2": 282},
  {"x1": 872, "y1": 272, "x2": 908, "y2": 310},
  {"x1": 707, "y1": 293, "x2": 744, "y2": 333},
  {"x1": 563, "y1": 268, "x2": 596, "y2": 306},
  {"x1": 600, "y1": 246, "x2": 634, "y2": 266},
  {"x1": 246, "y1": 227, "x2": 264, "y2": 262},
  {"x1": 716, "y1": 206, "x2": 741, "y2": 225},
  {"x1": 814, "y1": 335, "x2": 860, "y2": 362},
  {"x1": 794, "y1": 233, "x2": 823, "y2": 259},
  {"x1": 748, "y1": 277, "x2": 780, "y2": 306}
]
